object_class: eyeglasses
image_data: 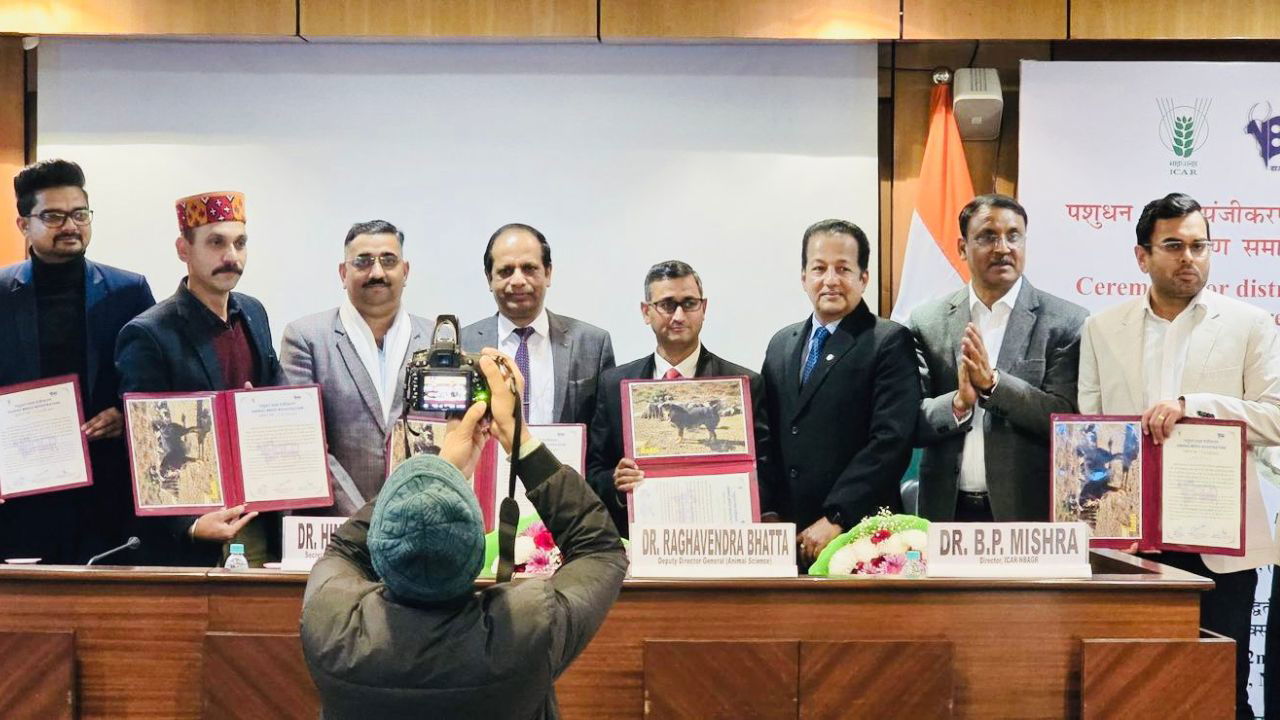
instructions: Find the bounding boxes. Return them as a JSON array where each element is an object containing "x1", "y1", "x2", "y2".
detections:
[
  {"x1": 348, "y1": 253, "x2": 402, "y2": 271},
  {"x1": 968, "y1": 232, "x2": 1024, "y2": 249},
  {"x1": 1144, "y1": 240, "x2": 1212, "y2": 258},
  {"x1": 647, "y1": 297, "x2": 706, "y2": 315},
  {"x1": 27, "y1": 209, "x2": 93, "y2": 228}
]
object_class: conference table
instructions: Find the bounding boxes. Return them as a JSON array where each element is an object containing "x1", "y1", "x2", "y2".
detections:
[{"x1": 0, "y1": 550, "x2": 1231, "y2": 719}]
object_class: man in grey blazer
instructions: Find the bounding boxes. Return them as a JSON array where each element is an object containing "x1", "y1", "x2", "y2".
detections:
[
  {"x1": 281, "y1": 220, "x2": 432, "y2": 516},
  {"x1": 909, "y1": 194, "x2": 1088, "y2": 522},
  {"x1": 462, "y1": 223, "x2": 614, "y2": 426}
]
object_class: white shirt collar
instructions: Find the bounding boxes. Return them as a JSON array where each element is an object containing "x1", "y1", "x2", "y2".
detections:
[
  {"x1": 654, "y1": 345, "x2": 702, "y2": 379},
  {"x1": 967, "y1": 276, "x2": 1024, "y2": 315},
  {"x1": 808, "y1": 313, "x2": 842, "y2": 339},
  {"x1": 1142, "y1": 287, "x2": 1209, "y2": 322},
  {"x1": 497, "y1": 307, "x2": 550, "y2": 341}
]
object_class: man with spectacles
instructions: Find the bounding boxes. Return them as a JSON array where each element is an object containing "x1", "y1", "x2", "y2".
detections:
[
  {"x1": 462, "y1": 223, "x2": 614, "y2": 426},
  {"x1": 585, "y1": 260, "x2": 773, "y2": 536},
  {"x1": 0, "y1": 159, "x2": 155, "y2": 564},
  {"x1": 116, "y1": 190, "x2": 285, "y2": 566},
  {"x1": 280, "y1": 220, "x2": 432, "y2": 516},
  {"x1": 909, "y1": 194, "x2": 1088, "y2": 523},
  {"x1": 1080, "y1": 192, "x2": 1280, "y2": 719}
]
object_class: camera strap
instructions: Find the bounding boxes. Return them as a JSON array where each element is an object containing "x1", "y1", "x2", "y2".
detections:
[{"x1": 495, "y1": 400, "x2": 523, "y2": 584}]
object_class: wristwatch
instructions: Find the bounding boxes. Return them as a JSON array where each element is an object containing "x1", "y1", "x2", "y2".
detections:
[{"x1": 978, "y1": 369, "x2": 1000, "y2": 403}]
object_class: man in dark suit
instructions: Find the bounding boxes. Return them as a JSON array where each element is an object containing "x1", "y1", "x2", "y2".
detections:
[
  {"x1": 761, "y1": 219, "x2": 920, "y2": 566},
  {"x1": 115, "y1": 191, "x2": 283, "y2": 566},
  {"x1": 585, "y1": 260, "x2": 772, "y2": 536},
  {"x1": 461, "y1": 223, "x2": 614, "y2": 426},
  {"x1": 0, "y1": 159, "x2": 155, "y2": 564},
  {"x1": 909, "y1": 194, "x2": 1088, "y2": 522}
]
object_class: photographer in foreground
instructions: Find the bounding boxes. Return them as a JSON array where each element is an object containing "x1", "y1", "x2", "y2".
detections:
[{"x1": 300, "y1": 349, "x2": 628, "y2": 720}]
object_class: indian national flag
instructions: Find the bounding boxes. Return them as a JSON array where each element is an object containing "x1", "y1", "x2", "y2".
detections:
[{"x1": 890, "y1": 83, "x2": 975, "y2": 324}]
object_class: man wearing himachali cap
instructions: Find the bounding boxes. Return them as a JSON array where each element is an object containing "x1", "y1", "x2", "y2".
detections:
[{"x1": 115, "y1": 191, "x2": 285, "y2": 567}]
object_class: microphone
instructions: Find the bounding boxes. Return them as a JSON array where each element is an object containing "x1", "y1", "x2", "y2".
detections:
[{"x1": 87, "y1": 536, "x2": 142, "y2": 566}]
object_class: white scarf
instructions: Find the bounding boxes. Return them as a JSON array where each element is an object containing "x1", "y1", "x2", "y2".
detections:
[{"x1": 338, "y1": 298, "x2": 412, "y2": 424}]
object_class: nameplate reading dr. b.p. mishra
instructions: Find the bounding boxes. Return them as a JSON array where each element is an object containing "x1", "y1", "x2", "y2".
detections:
[
  {"x1": 926, "y1": 522, "x2": 1091, "y2": 578},
  {"x1": 628, "y1": 523, "x2": 798, "y2": 578}
]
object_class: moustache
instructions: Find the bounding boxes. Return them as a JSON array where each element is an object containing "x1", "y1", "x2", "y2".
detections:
[
  {"x1": 213, "y1": 265, "x2": 243, "y2": 276},
  {"x1": 363, "y1": 279, "x2": 389, "y2": 288},
  {"x1": 55, "y1": 233, "x2": 82, "y2": 242}
]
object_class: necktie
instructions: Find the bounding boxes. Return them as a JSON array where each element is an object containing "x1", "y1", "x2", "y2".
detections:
[
  {"x1": 802, "y1": 326, "x2": 830, "y2": 385},
  {"x1": 664, "y1": 368, "x2": 683, "y2": 380},
  {"x1": 513, "y1": 326, "x2": 534, "y2": 419}
]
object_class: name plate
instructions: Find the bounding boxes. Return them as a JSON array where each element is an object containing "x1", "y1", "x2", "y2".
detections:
[
  {"x1": 629, "y1": 523, "x2": 797, "y2": 578},
  {"x1": 926, "y1": 522, "x2": 1091, "y2": 578},
  {"x1": 281, "y1": 516, "x2": 347, "y2": 571}
]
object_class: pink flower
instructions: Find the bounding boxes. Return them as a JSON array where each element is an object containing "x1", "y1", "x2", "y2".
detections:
[{"x1": 530, "y1": 524, "x2": 556, "y2": 551}]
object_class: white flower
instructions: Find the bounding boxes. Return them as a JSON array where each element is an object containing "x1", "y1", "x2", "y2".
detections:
[
  {"x1": 828, "y1": 544, "x2": 859, "y2": 575},
  {"x1": 514, "y1": 536, "x2": 535, "y2": 565},
  {"x1": 901, "y1": 529, "x2": 928, "y2": 552},
  {"x1": 877, "y1": 534, "x2": 908, "y2": 557},
  {"x1": 850, "y1": 538, "x2": 878, "y2": 564}
]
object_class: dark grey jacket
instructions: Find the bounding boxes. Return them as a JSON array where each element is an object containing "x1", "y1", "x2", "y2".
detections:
[{"x1": 300, "y1": 443, "x2": 628, "y2": 720}]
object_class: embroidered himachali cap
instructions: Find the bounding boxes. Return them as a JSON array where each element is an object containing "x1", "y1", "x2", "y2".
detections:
[{"x1": 176, "y1": 191, "x2": 246, "y2": 233}]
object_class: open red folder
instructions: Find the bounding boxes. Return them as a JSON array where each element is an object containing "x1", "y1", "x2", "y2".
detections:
[
  {"x1": 1050, "y1": 413, "x2": 1246, "y2": 555},
  {"x1": 620, "y1": 375, "x2": 761, "y2": 525},
  {"x1": 123, "y1": 385, "x2": 334, "y2": 516},
  {"x1": 0, "y1": 374, "x2": 93, "y2": 500}
]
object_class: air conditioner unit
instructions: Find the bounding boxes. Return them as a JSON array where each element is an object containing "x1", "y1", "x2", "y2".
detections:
[{"x1": 953, "y1": 68, "x2": 1003, "y2": 142}]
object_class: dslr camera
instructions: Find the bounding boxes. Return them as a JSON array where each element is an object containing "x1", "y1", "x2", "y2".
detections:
[{"x1": 404, "y1": 315, "x2": 490, "y2": 415}]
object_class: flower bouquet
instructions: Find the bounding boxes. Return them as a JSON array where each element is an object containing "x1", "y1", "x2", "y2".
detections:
[
  {"x1": 482, "y1": 515, "x2": 561, "y2": 577},
  {"x1": 808, "y1": 508, "x2": 929, "y2": 576}
]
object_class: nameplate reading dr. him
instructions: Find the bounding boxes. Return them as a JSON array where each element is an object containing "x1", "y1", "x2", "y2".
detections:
[
  {"x1": 926, "y1": 522, "x2": 1091, "y2": 578},
  {"x1": 280, "y1": 516, "x2": 347, "y2": 572},
  {"x1": 629, "y1": 523, "x2": 797, "y2": 578}
]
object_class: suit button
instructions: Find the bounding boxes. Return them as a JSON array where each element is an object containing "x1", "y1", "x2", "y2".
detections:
[
  {"x1": 789, "y1": 468, "x2": 798, "y2": 479},
  {"x1": 791, "y1": 426, "x2": 799, "y2": 435}
]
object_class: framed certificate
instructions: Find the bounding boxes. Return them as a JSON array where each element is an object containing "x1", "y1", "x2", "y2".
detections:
[
  {"x1": 0, "y1": 375, "x2": 93, "y2": 500},
  {"x1": 619, "y1": 375, "x2": 761, "y2": 525},
  {"x1": 1051, "y1": 414, "x2": 1246, "y2": 555},
  {"x1": 124, "y1": 385, "x2": 334, "y2": 516},
  {"x1": 386, "y1": 413, "x2": 447, "y2": 477}
]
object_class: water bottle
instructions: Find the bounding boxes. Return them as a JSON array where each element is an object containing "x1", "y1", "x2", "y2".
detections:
[
  {"x1": 902, "y1": 550, "x2": 925, "y2": 579},
  {"x1": 224, "y1": 543, "x2": 249, "y2": 570}
]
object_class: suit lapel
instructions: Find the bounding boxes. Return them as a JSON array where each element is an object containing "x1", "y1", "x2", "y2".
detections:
[
  {"x1": 1108, "y1": 302, "x2": 1147, "y2": 410},
  {"x1": 332, "y1": 312, "x2": 388, "y2": 432},
  {"x1": 995, "y1": 282, "x2": 1039, "y2": 370},
  {"x1": 176, "y1": 306, "x2": 220, "y2": 388},
  {"x1": 694, "y1": 346, "x2": 717, "y2": 377},
  {"x1": 794, "y1": 312, "x2": 863, "y2": 416},
  {"x1": 83, "y1": 261, "x2": 107, "y2": 398},
  {"x1": 389, "y1": 317, "x2": 426, "y2": 422},
  {"x1": 1180, "y1": 303, "x2": 1222, "y2": 394},
  {"x1": 548, "y1": 310, "x2": 571, "y2": 423},
  {"x1": 8, "y1": 263, "x2": 40, "y2": 381},
  {"x1": 944, "y1": 289, "x2": 970, "y2": 373}
]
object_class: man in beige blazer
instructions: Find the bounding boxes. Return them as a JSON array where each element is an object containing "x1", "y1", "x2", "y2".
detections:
[{"x1": 1079, "y1": 193, "x2": 1280, "y2": 719}]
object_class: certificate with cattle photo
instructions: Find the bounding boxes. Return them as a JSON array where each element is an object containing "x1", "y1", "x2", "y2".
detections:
[
  {"x1": 1050, "y1": 414, "x2": 1245, "y2": 555},
  {"x1": 386, "y1": 414, "x2": 446, "y2": 477},
  {"x1": 621, "y1": 376, "x2": 761, "y2": 524},
  {"x1": 0, "y1": 375, "x2": 93, "y2": 501},
  {"x1": 123, "y1": 385, "x2": 334, "y2": 516}
]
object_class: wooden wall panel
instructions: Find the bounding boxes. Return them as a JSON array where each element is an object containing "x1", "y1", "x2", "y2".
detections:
[
  {"x1": 0, "y1": 37, "x2": 23, "y2": 266},
  {"x1": 643, "y1": 640, "x2": 798, "y2": 720},
  {"x1": 601, "y1": 0, "x2": 900, "y2": 42},
  {"x1": 800, "y1": 640, "x2": 953, "y2": 718},
  {"x1": 903, "y1": 0, "x2": 1066, "y2": 40},
  {"x1": 1081, "y1": 633, "x2": 1235, "y2": 718},
  {"x1": 203, "y1": 633, "x2": 320, "y2": 720},
  {"x1": 0, "y1": 1, "x2": 296, "y2": 38},
  {"x1": 1071, "y1": 0, "x2": 1280, "y2": 40},
  {"x1": 300, "y1": 0, "x2": 597, "y2": 41}
]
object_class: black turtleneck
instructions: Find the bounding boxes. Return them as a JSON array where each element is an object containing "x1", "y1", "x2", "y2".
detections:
[{"x1": 32, "y1": 252, "x2": 88, "y2": 390}]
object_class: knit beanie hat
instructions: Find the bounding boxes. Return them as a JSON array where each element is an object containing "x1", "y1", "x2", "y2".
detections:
[{"x1": 369, "y1": 454, "x2": 485, "y2": 604}]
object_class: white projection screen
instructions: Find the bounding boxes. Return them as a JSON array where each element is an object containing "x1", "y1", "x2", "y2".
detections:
[{"x1": 36, "y1": 40, "x2": 878, "y2": 369}]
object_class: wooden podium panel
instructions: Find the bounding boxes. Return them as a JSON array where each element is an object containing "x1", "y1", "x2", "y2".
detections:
[
  {"x1": 1081, "y1": 631, "x2": 1234, "y2": 718},
  {"x1": 643, "y1": 640, "x2": 798, "y2": 719},
  {"x1": 203, "y1": 632, "x2": 320, "y2": 720},
  {"x1": 800, "y1": 640, "x2": 953, "y2": 719},
  {"x1": 0, "y1": 630, "x2": 75, "y2": 719}
]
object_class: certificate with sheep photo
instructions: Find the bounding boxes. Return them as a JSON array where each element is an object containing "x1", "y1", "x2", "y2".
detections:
[{"x1": 621, "y1": 376, "x2": 760, "y2": 525}]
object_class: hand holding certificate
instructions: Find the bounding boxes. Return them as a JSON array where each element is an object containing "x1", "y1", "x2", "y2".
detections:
[
  {"x1": 1051, "y1": 414, "x2": 1246, "y2": 555},
  {"x1": 124, "y1": 385, "x2": 334, "y2": 516},
  {"x1": 0, "y1": 375, "x2": 93, "y2": 500}
]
